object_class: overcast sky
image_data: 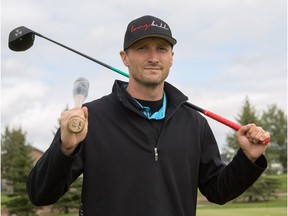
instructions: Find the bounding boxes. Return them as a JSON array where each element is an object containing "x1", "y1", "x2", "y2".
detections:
[{"x1": 1, "y1": 0, "x2": 287, "y2": 153}]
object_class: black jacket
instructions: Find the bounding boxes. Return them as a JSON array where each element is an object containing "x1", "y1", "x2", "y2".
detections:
[{"x1": 27, "y1": 80, "x2": 267, "y2": 216}]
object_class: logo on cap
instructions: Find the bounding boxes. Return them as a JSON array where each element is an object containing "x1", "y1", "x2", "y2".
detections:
[
  {"x1": 131, "y1": 20, "x2": 169, "y2": 33},
  {"x1": 123, "y1": 15, "x2": 177, "y2": 50}
]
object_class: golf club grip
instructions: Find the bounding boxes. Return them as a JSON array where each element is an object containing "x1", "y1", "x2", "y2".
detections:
[
  {"x1": 185, "y1": 103, "x2": 269, "y2": 145},
  {"x1": 67, "y1": 116, "x2": 85, "y2": 133},
  {"x1": 203, "y1": 109, "x2": 269, "y2": 145},
  {"x1": 203, "y1": 110, "x2": 241, "y2": 130}
]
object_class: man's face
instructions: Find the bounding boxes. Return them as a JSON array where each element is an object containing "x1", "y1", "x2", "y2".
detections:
[{"x1": 120, "y1": 37, "x2": 174, "y2": 87}]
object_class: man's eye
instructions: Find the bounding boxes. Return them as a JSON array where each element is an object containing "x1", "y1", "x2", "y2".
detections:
[
  {"x1": 136, "y1": 47, "x2": 146, "y2": 51},
  {"x1": 158, "y1": 47, "x2": 168, "y2": 52}
]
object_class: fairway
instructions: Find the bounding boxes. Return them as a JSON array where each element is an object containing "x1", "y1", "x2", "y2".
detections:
[
  {"x1": 56, "y1": 207, "x2": 287, "y2": 216},
  {"x1": 197, "y1": 207, "x2": 287, "y2": 216}
]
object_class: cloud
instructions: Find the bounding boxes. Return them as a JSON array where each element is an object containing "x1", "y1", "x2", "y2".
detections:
[
  {"x1": 1, "y1": 0, "x2": 286, "y2": 152},
  {"x1": 1, "y1": 78, "x2": 50, "y2": 127}
]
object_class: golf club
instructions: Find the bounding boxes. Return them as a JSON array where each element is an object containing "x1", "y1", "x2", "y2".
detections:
[
  {"x1": 8, "y1": 26, "x2": 129, "y2": 78},
  {"x1": 8, "y1": 26, "x2": 269, "y2": 144}
]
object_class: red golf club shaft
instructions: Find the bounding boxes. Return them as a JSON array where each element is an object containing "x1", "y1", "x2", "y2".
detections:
[{"x1": 186, "y1": 103, "x2": 269, "y2": 145}]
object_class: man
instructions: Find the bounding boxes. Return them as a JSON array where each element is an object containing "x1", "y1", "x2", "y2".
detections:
[{"x1": 27, "y1": 15, "x2": 270, "y2": 216}]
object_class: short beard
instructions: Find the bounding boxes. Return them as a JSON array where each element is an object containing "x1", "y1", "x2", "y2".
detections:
[{"x1": 132, "y1": 71, "x2": 169, "y2": 89}]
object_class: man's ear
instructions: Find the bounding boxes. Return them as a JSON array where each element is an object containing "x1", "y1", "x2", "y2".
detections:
[
  {"x1": 170, "y1": 51, "x2": 174, "y2": 67},
  {"x1": 120, "y1": 50, "x2": 129, "y2": 67}
]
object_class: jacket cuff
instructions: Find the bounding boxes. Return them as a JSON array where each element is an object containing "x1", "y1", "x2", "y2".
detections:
[
  {"x1": 238, "y1": 148, "x2": 267, "y2": 170},
  {"x1": 55, "y1": 130, "x2": 83, "y2": 158}
]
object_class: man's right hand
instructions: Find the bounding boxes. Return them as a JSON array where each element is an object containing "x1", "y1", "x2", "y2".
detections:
[{"x1": 59, "y1": 106, "x2": 88, "y2": 156}]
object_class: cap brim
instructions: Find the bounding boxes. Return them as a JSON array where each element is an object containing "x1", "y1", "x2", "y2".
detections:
[{"x1": 125, "y1": 34, "x2": 177, "y2": 50}]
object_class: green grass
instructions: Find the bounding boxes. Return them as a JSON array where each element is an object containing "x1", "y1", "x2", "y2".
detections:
[
  {"x1": 197, "y1": 192, "x2": 287, "y2": 216},
  {"x1": 269, "y1": 174, "x2": 287, "y2": 193},
  {"x1": 197, "y1": 207, "x2": 287, "y2": 216},
  {"x1": 197, "y1": 195, "x2": 287, "y2": 209}
]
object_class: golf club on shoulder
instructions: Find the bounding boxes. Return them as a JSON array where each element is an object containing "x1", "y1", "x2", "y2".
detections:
[{"x1": 8, "y1": 26, "x2": 269, "y2": 145}]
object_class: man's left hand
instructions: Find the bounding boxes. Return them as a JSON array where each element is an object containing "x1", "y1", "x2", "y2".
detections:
[{"x1": 236, "y1": 124, "x2": 270, "y2": 162}]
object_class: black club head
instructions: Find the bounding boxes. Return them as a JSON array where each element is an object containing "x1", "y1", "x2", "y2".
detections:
[{"x1": 8, "y1": 26, "x2": 36, "y2": 51}]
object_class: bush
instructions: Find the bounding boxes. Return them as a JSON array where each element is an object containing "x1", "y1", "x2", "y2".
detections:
[{"x1": 237, "y1": 176, "x2": 280, "y2": 202}]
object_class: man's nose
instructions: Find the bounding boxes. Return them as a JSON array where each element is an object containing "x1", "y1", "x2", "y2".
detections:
[{"x1": 147, "y1": 50, "x2": 159, "y2": 64}]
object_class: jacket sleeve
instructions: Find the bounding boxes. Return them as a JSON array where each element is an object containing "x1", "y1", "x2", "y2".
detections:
[
  {"x1": 26, "y1": 130, "x2": 84, "y2": 206},
  {"x1": 198, "y1": 121, "x2": 267, "y2": 205}
]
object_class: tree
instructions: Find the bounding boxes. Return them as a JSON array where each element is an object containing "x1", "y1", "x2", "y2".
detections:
[
  {"x1": 1, "y1": 127, "x2": 37, "y2": 216},
  {"x1": 223, "y1": 97, "x2": 287, "y2": 173},
  {"x1": 260, "y1": 104, "x2": 287, "y2": 173},
  {"x1": 223, "y1": 97, "x2": 260, "y2": 161},
  {"x1": 222, "y1": 98, "x2": 287, "y2": 203},
  {"x1": 52, "y1": 177, "x2": 83, "y2": 214},
  {"x1": 237, "y1": 176, "x2": 280, "y2": 202}
]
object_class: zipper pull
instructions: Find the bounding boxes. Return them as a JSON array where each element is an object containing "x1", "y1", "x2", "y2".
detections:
[{"x1": 154, "y1": 147, "x2": 158, "y2": 161}]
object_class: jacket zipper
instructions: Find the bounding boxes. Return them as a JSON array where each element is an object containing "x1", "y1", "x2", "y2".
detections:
[
  {"x1": 153, "y1": 101, "x2": 187, "y2": 162},
  {"x1": 154, "y1": 147, "x2": 158, "y2": 161}
]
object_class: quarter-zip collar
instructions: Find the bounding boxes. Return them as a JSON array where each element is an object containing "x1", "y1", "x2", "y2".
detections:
[{"x1": 113, "y1": 80, "x2": 189, "y2": 118}]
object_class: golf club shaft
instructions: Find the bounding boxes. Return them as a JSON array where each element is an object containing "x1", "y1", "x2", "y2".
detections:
[
  {"x1": 32, "y1": 34, "x2": 270, "y2": 144},
  {"x1": 35, "y1": 33, "x2": 129, "y2": 78},
  {"x1": 10, "y1": 27, "x2": 269, "y2": 144},
  {"x1": 186, "y1": 103, "x2": 269, "y2": 145},
  {"x1": 186, "y1": 103, "x2": 241, "y2": 130}
]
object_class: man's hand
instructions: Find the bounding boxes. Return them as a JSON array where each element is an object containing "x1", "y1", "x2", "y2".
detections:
[
  {"x1": 236, "y1": 123, "x2": 270, "y2": 163},
  {"x1": 60, "y1": 106, "x2": 88, "y2": 156}
]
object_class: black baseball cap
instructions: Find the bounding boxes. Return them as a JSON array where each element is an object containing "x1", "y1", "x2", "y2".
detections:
[{"x1": 123, "y1": 15, "x2": 177, "y2": 50}]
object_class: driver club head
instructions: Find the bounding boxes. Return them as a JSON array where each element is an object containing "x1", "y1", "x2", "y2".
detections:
[{"x1": 8, "y1": 26, "x2": 36, "y2": 51}]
